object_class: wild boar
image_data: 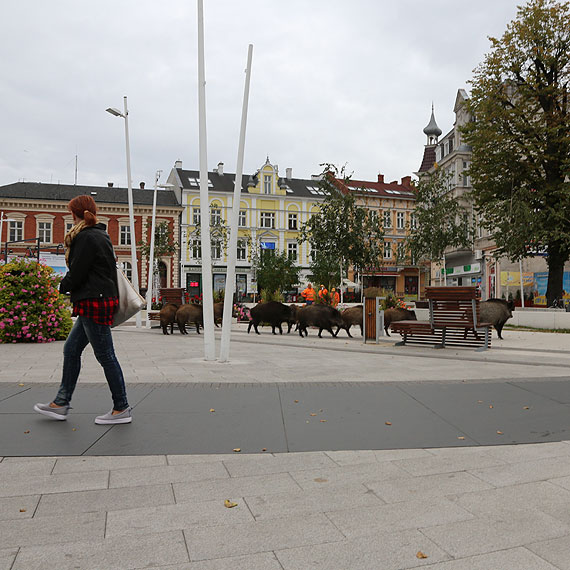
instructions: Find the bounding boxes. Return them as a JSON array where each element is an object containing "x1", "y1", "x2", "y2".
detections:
[
  {"x1": 336, "y1": 305, "x2": 363, "y2": 338},
  {"x1": 247, "y1": 301, "x2": 294, "y2": 335},
  {"x1": 384, "y1": 307, "x2": 417, "y2": 336},
  {"x1": 480, "y1": 298, "x2": 515, "y2": 339},
  {"x1": 297, "y1": 304, "x2": 343, "y2": 338},
  {"x1": 176, "y1": 303, "x2": 204, "y2": 334},
  {"x1": 214, "y1": 302, "x2": 223, "y2": 327},
  {"x1": 159, "y1": 302, "x2": 179, "y2": 335}
]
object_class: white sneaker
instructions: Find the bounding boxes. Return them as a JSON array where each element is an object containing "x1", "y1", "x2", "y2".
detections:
[
  {"x1": 95, "y1": 407, "x2": 132, "y2": 425},
  {"x1": 33, "y1": 402, "x2": 70, "y2": 421}
]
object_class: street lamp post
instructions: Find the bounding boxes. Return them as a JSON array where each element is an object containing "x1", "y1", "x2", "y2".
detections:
[
  {"x1": 0, "y1": 212, "x2": 16, "y2": 262},
  {"x1": 106, "y1": 97, "x2": 141, "y2": 327}
]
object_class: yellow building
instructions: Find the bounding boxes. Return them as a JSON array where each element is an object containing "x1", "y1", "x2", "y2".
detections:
[{"x1": 167, "y1": 158, "x2": 326, "y2": 300}]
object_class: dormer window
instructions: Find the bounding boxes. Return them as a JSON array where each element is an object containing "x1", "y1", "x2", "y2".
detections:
[{"x1": 263, "y1": 174, "x2": 271, "y2": 194}]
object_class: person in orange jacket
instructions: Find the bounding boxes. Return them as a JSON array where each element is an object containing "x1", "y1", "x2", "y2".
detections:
[
  {"x1": 331, "y1": 287, "x2": 340, "y2": 307},
  {"x1": 301, "y1": 283, "x2": 315, "y2": 305},
  {"x1": 318, "y1": 284, "x2": 328, "y2": 301}
]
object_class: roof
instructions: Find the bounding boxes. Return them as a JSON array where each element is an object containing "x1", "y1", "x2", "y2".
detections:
[
  {"x1": 423, "y1": 106, "x2": 442, "y2": 137},
  {"x1": 418, "y1": 146, "x2": 436, "y2": 173},
  {"x1": 175, "y1": 168, "x2": 328, "y2": 199},
  {"x1": 0, "y1": 182, "x2": 181, "y2": 208},
  {"x1": 340, "y1": 178, "x2": 416, "y2": 199}
]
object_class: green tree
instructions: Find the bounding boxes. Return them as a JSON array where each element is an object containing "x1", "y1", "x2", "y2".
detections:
[
  {"x1": 298, "y1": 164, "x2": 384, "y2": 283},
  {"x1": 138, "y1": 221, "x2": 176, "y2": 260},
  {"x1": 308, "y1": 251, "x2": 341, "y2": 291},
  {"x1": 462, "y1": 0, "x2": 570, "y2": 305},
  {"x1": 405, "y1": 169, "x2": 471, "y2": 275},
  {"x1": 251, "y1": 248, "x2": 300, "y2": 299}
]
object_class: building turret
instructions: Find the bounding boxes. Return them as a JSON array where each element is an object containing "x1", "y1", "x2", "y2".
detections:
[{"x1": 423, "y1": 104, "x2": 442, "y2": 145}]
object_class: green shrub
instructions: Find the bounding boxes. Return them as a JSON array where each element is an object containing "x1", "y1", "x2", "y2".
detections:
[
  {"x1": 0, "y1": 258, "x2": 73, "y2": 343},
  {"x1": 260, "y1": 289, "x2": 284, "y2": 302}
]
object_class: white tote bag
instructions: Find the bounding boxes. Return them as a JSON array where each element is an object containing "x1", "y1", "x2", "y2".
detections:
[{"x1": 112, "y1": 267, "x2": 146, "y2": 327}]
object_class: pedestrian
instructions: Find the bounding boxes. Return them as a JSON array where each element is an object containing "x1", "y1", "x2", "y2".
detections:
[
  {"x1": 34, "y1": 195, "x2": 132, "y2": 425},
  {"x1": 301, "y1": 283, "x2": 315, "y2": 305},
  {"x1": 318, "y1": 284, "x2": 328, "y2": 301},
  {"x1": 331, "y1": 287, "x2": 340, "y2": 307}
]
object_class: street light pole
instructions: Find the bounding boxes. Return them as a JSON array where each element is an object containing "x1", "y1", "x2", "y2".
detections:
[
  {"x1": 0, "y1": 212, "x2": 15, "y2": 262},
  {"x1": 106, "y1": 96, "x2": 141, "y2": 327}
]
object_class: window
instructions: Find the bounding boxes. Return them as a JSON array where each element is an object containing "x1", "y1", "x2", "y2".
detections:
[
  {"x1": 397, "y1": 241, "x2": 406, "y2": 260},
  {"x1": 120, "y1": 225, "x2": 131, "y2": 246},
  {"x1": 462, "y1": 161, "x2": 471, "y2": 187},
  {"x1": 238, "y1": 210, "x2": 246, "y2": 227},
  {"x1": 383, "y1": 210, "x2": 392, "y2": 228},
  {"x1": 210, "y1": 207, "x2": 221, "y2": 226},
  {"x1": 263, "y1": 174, "x2": 271, "y2": 194},
  {"x1": 237, "y1": 240, "x2": 247, "y2": 260},
  {"x1": 310, "y1": 245, "x2": 317, "y2": 262},
  {"x1": 411, "y1": 213, "x2": 418, "y2": 229},
  {"x1": 191, "y1": 239, "x2": 202, "y2": 259},
  {"x1": 287, "y1": 242, "x2": 297, "y2": 261},
  {"x1": 121, "y1": 261, "x2": 132, "y2": 281},
  {"x1": 396, "y1": 212, "x2": 405, "y2": 229},
  {"x1": 288, "y1": 213, "x2": 298, "y2": 230},
  {"x1": 38, "y1": 221, "x2": 52, "y2": 243},
  {"x1": 9, "y1": 221, "x2": 23, "y2": 242},
  {"x1": 369, "y1": 210, "x2": 378, "y2": 224},
  {"x1": 448, "y1": 138, "x2": 454, "y2": 153},
  {"x1": 260, "y1": 212, "x2": 275, "y2": 228},
  {"x1": 192, "y1": 207, "x2": 201, "y2": 225},
  {"x1": 65, "y1": 221, "x2": 74, "y2": 233},
  {"x1": 383, "y1": 242, "x2": 392, "y2": 259},
  {"x1": 211, "y1": 240, "x2": 222, "y2": 260}
]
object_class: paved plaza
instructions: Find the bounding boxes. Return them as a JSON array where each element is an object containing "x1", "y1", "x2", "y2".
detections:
[{"x1": 1, "y1": 323, "x2": 570, "y2": 569}]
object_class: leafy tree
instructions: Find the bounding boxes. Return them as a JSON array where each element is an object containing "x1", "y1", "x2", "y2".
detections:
[
  {"x1": 298, "y1": 164, "x2": 384, "y2": 283},
  {"x1": 251, "y1": 248, "x2": 300, "y2": 298},
  {"x1": 308, "y1": 251, "x2": 341, "y2": 291},
  {"x1": 462, "y1": 0, "x2": 570, "y2": 305},
  {"x1": 405, "y1": 169, "x2": 471, "y2": 275},
  {"x1": 138, "y1": 221, "x2": 176, "y2": 260}
]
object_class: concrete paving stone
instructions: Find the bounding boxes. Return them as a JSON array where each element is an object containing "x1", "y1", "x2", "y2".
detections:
[
  {"x1": 0, "y1": 457, "x2": 55, "y2": 476},
  {"x1": 0, "y1": 511, "x2": 105, "y2": 549},
  {"x1": 550, "y1": 474, "x2": 570, "y2": 491},
  {"x1": 418, "y1": 547, "x2": 559, "y2": 570},
  {"x1": 325, "y1": 497, "x2": 474, "y2": 539},
  {"x1": 184, "y1": 513, "x2": 344, "y2": 562},
  {"x1": 325, "y1": 449, "x2": 432, "y2": 466},
  {"x1": 477, "y1": 441, "x2": 570, "y2": 463},
  {"x1": 289, "y1": 461, "x2": 411, "y2": 490},
  {"x1": 365, "y1": 471, "x2": 494, "y2": 504},
  {"x1": 173, "y1": 472, "x2": 301, "y2": 504},
  {"x1": 245, "y1": 483, "x2": 384, "y2": 521},
  {"x1": 0, "y1": 470, "x2": 109, "y2": 497},
  {"x1": 421, "y1": 511, "x2": 570, "y2": 559},
  {"x1": 109, "y1": 461, "x2": 229, "y2": 488},
  {"x1": 167, "y1": 453, "x2": 250, "y2": 465},
  {"x1": 150, "y1": 552, "x2": 283, "y2": 569},
  {"x1": 275, "y1": 529, "x2": 451, "y2": 570},
  {"x1": 393, "y1": 453, "x2": 507, "y2": 477},
  {"x1": 52, "y1": 454, "x2": 167, "y2": 474},
  {"x1": 0, "y1": 495, "x2": 40, "y2": 520},
  {"x1": 0, "y1": 548, "x2": 18, "y2": 570},
  {"x1": 35, "y1": 484, "x2": 175, "y2": 517},
  {"x1": 12, "y1": 530, "x2": 189, "y2": 570},
  {"x1": 452, "y1": 481, "x2": 570, "y2": 518},
  {"x1": 374, "y1": 448, "x2": 435, "y2": 462},
  {"x1": 222, "y1": 451, "x2": 337, "y2": 478},
  {"x1": 106, "y1": 497, "x2": 254, "y2": 537},
  {"x1": 471, "y1": 455, "x2": 570, "y2": 487},
  {"x1": 528, "y1": 535, "x2": 570, "y2": 570}
]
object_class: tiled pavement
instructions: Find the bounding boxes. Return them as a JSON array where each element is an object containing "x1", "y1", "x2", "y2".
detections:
[{"x1": 1, "y1": 323, "x2": 570, "y2": 569}]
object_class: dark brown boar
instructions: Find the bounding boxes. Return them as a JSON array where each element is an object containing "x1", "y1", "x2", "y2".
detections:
[
  {"x1": 214, "y1": 302, "x2": 223, "y2": 327},
  {"x1": 384, "y1": 307, "x2": 417, "y2": 336},
  {"x1": 247, "y1": 301, "x2": 294, "y2": 335},
  {"x1": 480, "y1": 298, "x2": 515, "y2": 339},
  {"x1": 336, "y1": 305, "x2": 363, "y2": 338},
  {"x1": 176, "y1": 304, "x2": 204, "y2": 334},
  {"x1": 297, "y1": 304, "x2": 343, "y2": 338},
  {"x1": 159, "y1": 303, "x2": 179, "y2": 335}
]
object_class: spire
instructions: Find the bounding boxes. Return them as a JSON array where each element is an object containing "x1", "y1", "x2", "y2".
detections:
[{"x1": 423, "y1": 103, "x2": 442, "y2": 144}]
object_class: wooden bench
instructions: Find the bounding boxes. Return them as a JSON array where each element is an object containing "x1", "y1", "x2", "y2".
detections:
[
  {"x1": 391, "y1": 286, "x2": 492, "y2": 351},
  {"x1": 148, "y1": 288, "x2": 186, "y2": 321}
]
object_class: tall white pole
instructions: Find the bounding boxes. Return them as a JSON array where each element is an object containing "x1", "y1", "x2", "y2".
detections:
[
  {"x1": 197, "y1": 0, "x2": 215, "y2": 360},
  {"x1": 145, "y1": 173, "x2": 160, "y2": 328},
  {"x1": 0, "y1": 212, "x2": 5, "y2": 262},
  {"x1": 123, "y1": 96, "x2": 141, "y2": 328},
  {"x1": 443, "y1": 253, "x2": 447, "y2": 286},
  {"x1": 519, "y1": 258, "x2": 525, "y2": 308},
  {"x1": 220, "y1": 44, "x2": 254, "y2": 363}
]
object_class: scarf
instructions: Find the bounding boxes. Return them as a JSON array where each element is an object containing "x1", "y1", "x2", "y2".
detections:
[{"x1": 64, "y1": 220, "x2": 89, "y2": 267}]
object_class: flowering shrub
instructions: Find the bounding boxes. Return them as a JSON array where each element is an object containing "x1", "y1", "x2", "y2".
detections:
[
  {"x1": 0, "y1": 258, "x2": 73, "y2": 343},
  {"x1": 233, "y1": 303, "x2": 250, "y2": 322},
  {"x1": 151, "y1": 296, "x2": 163, "y2": 310}
]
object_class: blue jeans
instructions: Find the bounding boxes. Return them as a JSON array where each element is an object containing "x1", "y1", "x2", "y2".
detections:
[{"x1": 54, "y1": 316, "x2": 129, "y2": 411}]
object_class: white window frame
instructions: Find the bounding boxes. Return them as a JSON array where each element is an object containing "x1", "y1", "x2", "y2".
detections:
[
  {"x1": 192, "y1": 207, "x2": 201, "y2": 225},
  {"x1": 383, "y1": 241, "x2": 392, "y2": 259},
  {"x1": 288, "y1": 212, "x2": 298, "y2": 230},
  {"x1": 121, "y1": 261, "x2": 132, "y2": 281},
  {"x1": 260, "y1": 212, "x2": 275, "y2": 229},
  {"x1": 263, "y1": 174, "x2": 271, "y2": 194},
  {"x1": 120, "y1": 225, "x2": 131, "y2": 246},
  {"x1": 38, "y1": 221, "x2": 52, "y2": 243},
  {"x1": 191, "y1": 239, "x2": 202, "y2": 259},
  {"x1": 9, "y1": 221, "x2": 23, "y2": 243},
  {"x1": 383, "y1": 210, "x2": 392, "y2": 229},
  {"x1": 238, "y1": 210, "x2": 246, "y2": 227},
  {"x1": 410, "y1": 213, "x2": 418, "y2": 230},
  {"x1": 287, "y1": 242, "x2": 297, "y2": 261},
  {"x1": 237, "y1": 240, "x2": 247, "y2": 260},
  {"x1": 396, "y1": 212, "x2": 405, "y2": 230},
  {"x1": 210, "y1": 207, "x2": 222, "y2": 226},
  {"x1": 211, "y1": 239, "x2": 222, "y2": 260}
]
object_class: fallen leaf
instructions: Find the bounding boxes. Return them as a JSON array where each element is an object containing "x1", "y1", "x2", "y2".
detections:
[
  {"x1": 310, "y1": 413, "x2": 317, "y2": 416},
  {"x1": 497, "y1": 430, "x2": 503, "y2": 435},
  {"x1": 72, "y1": 428, "x2": 77, "y2": 432},
  {"x1": 224, "y1": 499, "x2": 238, "y2": 508},
  {"x1": 19, "y1": 508, "x2": 26, "y2": 512},
  {"x1": 320, "y1": 419, "x2": 327, "y2": 422},
  {"x1": 489, "y1": 405, "x2": 494, "y2": 409},
  {"x1": 314, "y1": 477, "x2": 328, "y2": 483},
  {"x1": 294, "y1": 400, "x2": 299, "y2": 403},
  {"x1": 523, "y1": 406, "x2": 530, "y2": 410},
  {"x1": 18, "y1": 383, "x2": 25, "y2": 387},
  {"x1": 477, "y1": 400, "x2": 483, "y2": 404},
  {"x1": 209, "y1": 408, "x2": 215, "y2": 413},
  {"x1": 262, "y1": 448, "x2": 267, "y2": 452},
  {"x1": 233, "y1": 448, "x2": 241, "y2": 452},
  {"x1": 24, "y1": 430, "x2": 30, "y2": 434},
  {"x1": 457, "y1": 436, "x2": 465, "y2": 440},
  {"x1": 416, "y1": 551, "x2": 428, "y2": 559},
  {"x1": 385, "y1": 421, "x2": 392, "y2": 426}
]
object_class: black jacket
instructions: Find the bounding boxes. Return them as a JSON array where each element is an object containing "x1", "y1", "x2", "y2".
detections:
[{"x1": 59, "y1": 224, "x2": 119, "y2": 303}]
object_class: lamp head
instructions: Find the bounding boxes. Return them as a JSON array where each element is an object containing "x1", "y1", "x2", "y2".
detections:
[{"x1": 105, "y1": 107, "x2": 123, "y2": 118}]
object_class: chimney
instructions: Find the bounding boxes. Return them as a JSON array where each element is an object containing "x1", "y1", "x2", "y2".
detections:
[
  {"x1": 174, "y1": 160, "x2": 182, "y2": 169},
  {"x1": 139, "y1": 182, "x2": 145, "y2": 189},
  {"x1": 217, "y1": 162, "x2": 224, "y2": 175},
  {"x1": 286, "y1": 167, "x2": 292, "y2": 179},
  {"x1": 377, "y1": 173, "x2": 384, "y2": 183},
  {"x1": 107, "y1": 182, "x2": 114, "y2": 187},
  {"x1": 401, "y1": 175, "x2": 412, "y2": 188}
]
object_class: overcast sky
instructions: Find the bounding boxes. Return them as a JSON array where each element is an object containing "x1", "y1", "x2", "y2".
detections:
[{"x1": 0, "y1": 0, "x2": 523, "y2": 189}]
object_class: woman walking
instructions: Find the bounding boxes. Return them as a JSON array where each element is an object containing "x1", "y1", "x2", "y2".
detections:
[{"x1": 34, "y1": 195, "x2": 132, "y2": 425}]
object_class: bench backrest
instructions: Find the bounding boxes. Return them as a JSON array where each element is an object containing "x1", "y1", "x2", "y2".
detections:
[
  {"x1": 159, "y1": 287, "x2": 185, "y2": 305},
  {"x1": 426, "y1": 286, "x2": 480, "y2": 328}
]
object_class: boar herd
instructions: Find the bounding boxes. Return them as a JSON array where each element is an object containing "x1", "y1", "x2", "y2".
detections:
[{"x1": 158, "y1": 298, "x2": 514, "y2": 339}]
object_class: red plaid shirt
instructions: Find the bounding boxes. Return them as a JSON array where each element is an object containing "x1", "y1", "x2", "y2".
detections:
[{"x1": 73, "y1": 297, "x2": 119, "y2": 325}]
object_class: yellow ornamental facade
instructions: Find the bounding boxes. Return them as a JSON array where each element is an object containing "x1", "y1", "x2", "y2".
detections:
[{"x1": 167, "y1": 158, "x2": 326, "y2": 301}]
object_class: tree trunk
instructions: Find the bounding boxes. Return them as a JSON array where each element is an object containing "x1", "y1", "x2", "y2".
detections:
[{"x1": 546, "y1": 242, "x2": 568, "y2": 307}]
